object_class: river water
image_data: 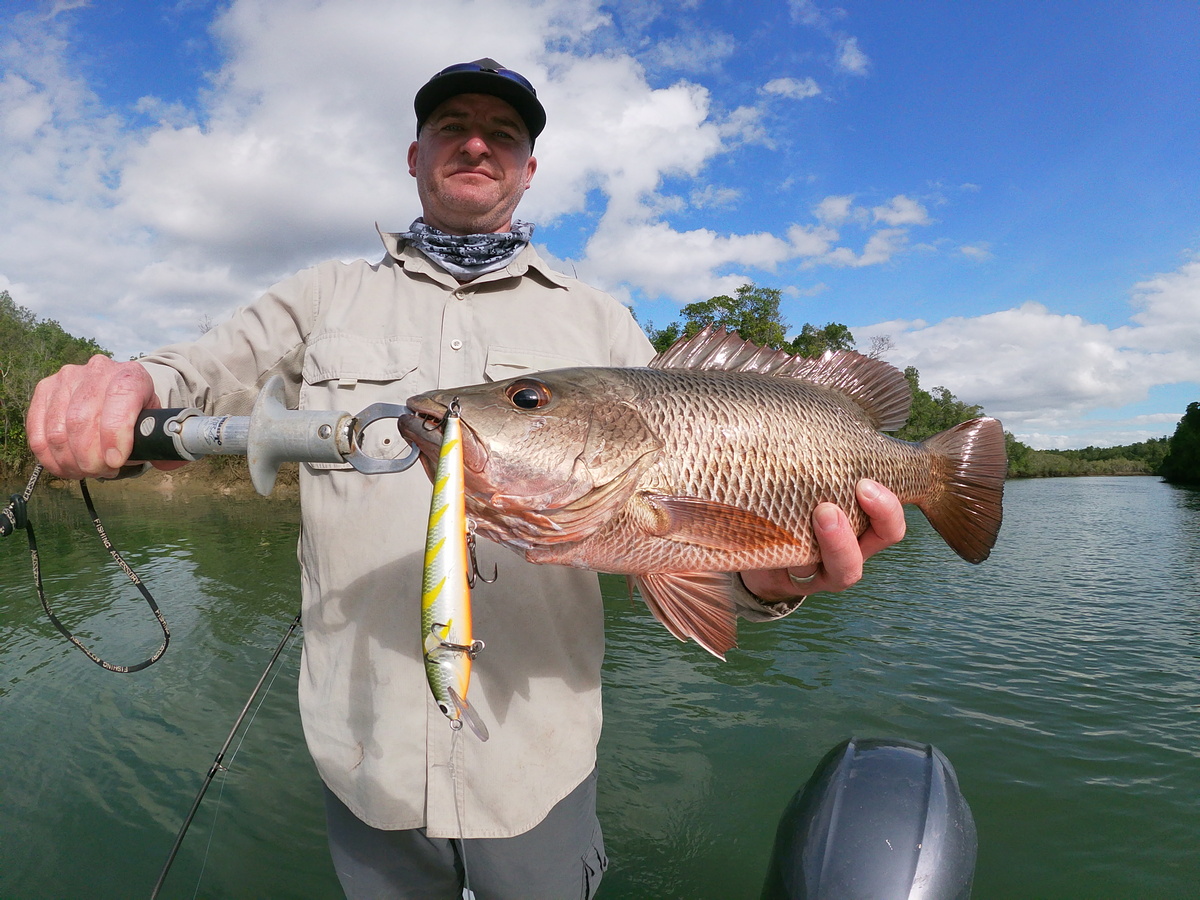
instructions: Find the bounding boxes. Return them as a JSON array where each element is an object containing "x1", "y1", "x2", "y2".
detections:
[{"x1": 1, "y1": 475, "x2": 1197, "y2": 899}]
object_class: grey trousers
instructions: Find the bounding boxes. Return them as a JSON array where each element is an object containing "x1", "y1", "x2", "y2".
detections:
[{"x1": 323, "y1": 768, "x2": 607, "y2": 900}]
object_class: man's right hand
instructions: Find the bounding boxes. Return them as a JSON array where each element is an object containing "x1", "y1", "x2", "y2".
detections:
[{"x1": 26, "y1": 355, "x2": 180, "y2": 480}]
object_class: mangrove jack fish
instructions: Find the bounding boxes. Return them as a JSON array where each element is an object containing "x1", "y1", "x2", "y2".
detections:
[
  {"x1": 400, "y1": 327, "x2": 1006, "y2": 660},
  {"x1": 421, "y1": 400, "x2": 488, "y2": 741}
]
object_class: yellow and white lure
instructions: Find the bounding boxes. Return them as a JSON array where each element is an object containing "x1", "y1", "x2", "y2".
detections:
[{"x1": 421, "y1": 399, "x2": 489, "y2": 741}]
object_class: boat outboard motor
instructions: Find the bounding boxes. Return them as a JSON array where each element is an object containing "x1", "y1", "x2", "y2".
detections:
[{"x1": 760, "y1": 737, "x2": 977, "y2": 900}]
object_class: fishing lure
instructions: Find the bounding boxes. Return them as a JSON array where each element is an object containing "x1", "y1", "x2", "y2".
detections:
[{"x1": 421, "y1": 399, "x2": 489, "y2": 741}]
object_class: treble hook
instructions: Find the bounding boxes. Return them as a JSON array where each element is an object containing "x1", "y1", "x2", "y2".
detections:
[{"x1": 467, "y1": 521, "x2": 498, "y2": 586}]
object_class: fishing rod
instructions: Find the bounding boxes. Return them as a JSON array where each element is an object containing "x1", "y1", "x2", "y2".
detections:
[{"x1": 149, "y1": 609, "x2": 302, "y2": 900}]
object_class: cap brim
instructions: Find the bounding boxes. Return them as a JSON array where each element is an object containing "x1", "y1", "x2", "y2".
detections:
[{"x1": 415, "y1": 71, "x2": 546, "y2": 141}]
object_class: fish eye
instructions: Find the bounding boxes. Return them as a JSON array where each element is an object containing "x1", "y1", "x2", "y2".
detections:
[{"x1": 505, "y1": 379, "x2": 551, "y2": 410}]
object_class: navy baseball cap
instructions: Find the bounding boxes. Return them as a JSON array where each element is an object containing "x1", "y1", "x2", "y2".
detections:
[{"x1": 414, "y1": 58, "x2": 546, "y2": 146}]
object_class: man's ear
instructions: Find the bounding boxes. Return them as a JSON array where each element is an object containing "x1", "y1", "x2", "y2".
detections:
[
  {"x1": 407, "y1": 140, "x2": 420, "y2": 177},
  {"x1": 525, "y1": 154, "x2": 537, "y2": 189}
]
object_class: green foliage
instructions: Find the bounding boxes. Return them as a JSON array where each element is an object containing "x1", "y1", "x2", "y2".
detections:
[
  {"x1": 0, "y1": 291, "x2": 110, "y2": 474},
  {"x1": 644, "y1": 282, "x2": 860, "y2": 358},
  {"x1": 645, "y1": 320, "x2": 684, "y2": 354},
  {"x1": 893, "y1": 366, "x2": 984, "y2": 442},
  {"x1": 645, "y1": 283, "x2": 789, "y2": 352},
  {"x1": 1160, "y1": 402, "x2": 1200, "y2": 485},
  {"x1": 1006, "y1": 436, "x2": 1173, "y2": 478},
  {"x1": 783, "y1": 321, "x2": 856, "y2": 358}
]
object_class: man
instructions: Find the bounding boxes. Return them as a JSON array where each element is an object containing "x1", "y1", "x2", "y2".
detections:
[{"x1": 27, "y1": 59, "x2": 905, "y2": 899}]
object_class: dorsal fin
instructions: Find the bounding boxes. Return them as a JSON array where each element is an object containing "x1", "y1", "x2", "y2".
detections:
[{"x1": 650, "y1": 325, "x2": 912, "y2": 432}]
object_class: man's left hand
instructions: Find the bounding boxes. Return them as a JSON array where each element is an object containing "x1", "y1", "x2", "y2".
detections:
[{"x1": 740, "y1": 479, "x2": 906, "y2": 601}]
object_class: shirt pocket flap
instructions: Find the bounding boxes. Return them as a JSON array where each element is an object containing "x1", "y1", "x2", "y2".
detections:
[
  {"x1": 484, "y1": 346, "x2": 589, "y2": 382},
  {"x1": 302, "y1": 333, "x2": 423, "y2": 385},
  {"x1": 301, "y1": 334, "x2": 423, "y2": 470}
]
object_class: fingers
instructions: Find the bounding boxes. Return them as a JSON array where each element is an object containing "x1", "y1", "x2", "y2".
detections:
[
  {"x1": 805, "y1": 480, "x2": 906, "y2": 593},
  {"x1": 739, "y1": 566, "x2": 811, "y2": 602},
  {"x1": 803, "y1": 502, "x2": 862, "y2": 593},
  {"x1": 97, "y1": 363, "x2": 160, "y2": 469},
  {"x1": 739, "y1": 480, "x2": 906, "y2": 601},
  {"x1": 26, "y1": 356, "x2": 157, "y2": 480},
  {"x1": 854, "y1": 478, "x2": 906, "y2": 560}
]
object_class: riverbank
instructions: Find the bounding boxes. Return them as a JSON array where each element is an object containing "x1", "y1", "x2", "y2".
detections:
[{"x1": 3, "y1": 458, "x2": 301, "y2": 503}]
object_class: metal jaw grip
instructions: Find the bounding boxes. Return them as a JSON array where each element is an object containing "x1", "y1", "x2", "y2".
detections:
[{"x1": 130, "y1": 375, "x2": 421, "y2": 495}]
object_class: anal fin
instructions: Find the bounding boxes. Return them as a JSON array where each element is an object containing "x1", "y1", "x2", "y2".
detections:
[{"x1": 633, "y1": 572, "x2": 739, "y2": 660}]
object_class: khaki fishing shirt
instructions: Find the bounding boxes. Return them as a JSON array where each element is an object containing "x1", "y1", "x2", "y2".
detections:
[{"x1": 139, "y1": 234, "x2": 795, "y2": 838}]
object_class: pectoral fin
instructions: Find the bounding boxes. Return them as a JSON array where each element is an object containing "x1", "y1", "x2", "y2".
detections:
[
  {"x1": 634, "y1": 572, "x2": 740, "y2": 660},
  {"x1": 632, "y1": 493, "x2": 802, "y2": 552}
]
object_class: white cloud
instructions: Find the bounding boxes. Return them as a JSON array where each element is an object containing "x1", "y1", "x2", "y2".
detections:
[
  {"x1": 837, "y1": 36, "x2": 870, "y2": 75},
  {"x1": 788, "y1": 1, "x2": 869, "y2": 77},
  {"x1": 2, "y1": 0, "x2": 1189, "y2": 456},
  {"x1": 859, "y1": 258, "x2": 1200, "y2": 447},
  {"x1": 872, "y1": 195, "x2": 931, "y2": 227},
  {"x1": 0, "y1": 0, "x2": 929, "y2": 361},
  {"x1": 578, "y1": 219, "x2": 794, "y2": 303},
  {"x1": 762, "y1": 76, "x2": 821, "y2": 100},
  {"x1": 960, "y1": 242, "x2": 994, "y2": 261},
  {"x1": 642, "y1": 29, "x2": 736, "y2": 73},
  {"x1": 813, "y1": 195, "x2": 860, "y2": 226},
  {"x1": 690, "y1": 185, "x2": 741, "y2": 208},
  {"x1": 1125, "y1": 257, "x2": 1200, "y2": 353}
]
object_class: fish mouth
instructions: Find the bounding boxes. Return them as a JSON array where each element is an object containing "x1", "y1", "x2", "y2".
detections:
[
  {"x1": 397, "y1": 398, "x2": 445, "y2": 453},
  {"x1": 399, "y1": 396, "x2": 490, "y2": 474}
]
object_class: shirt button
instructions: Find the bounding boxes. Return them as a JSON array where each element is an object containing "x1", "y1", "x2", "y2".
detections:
[
  {"x1": 450, "y1": 339, "x2": 463, "y2": 351},
  {"x1": 454, "y1": 290, "x2": 467, "y2": 300}
]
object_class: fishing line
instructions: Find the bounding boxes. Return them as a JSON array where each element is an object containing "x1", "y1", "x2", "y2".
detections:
[
  {"x1": 150, "y1": 610, "x2": 302, "y2": 900},
  {"x1": 450, "y1": 726, "x2": 477, "y2": 899}
]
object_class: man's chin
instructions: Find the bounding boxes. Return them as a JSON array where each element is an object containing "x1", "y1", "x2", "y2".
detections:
[{"x1": 429, "y1": 198, "x2": 515, "y2": 234}]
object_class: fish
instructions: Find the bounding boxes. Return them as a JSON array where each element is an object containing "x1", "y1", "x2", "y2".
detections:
[
  {"x1": 420, "y1": 399, "x2": 488, "y2": 741},
  {"x1": 399, "y1": 326, "x2": 1006, "y2": 660}
]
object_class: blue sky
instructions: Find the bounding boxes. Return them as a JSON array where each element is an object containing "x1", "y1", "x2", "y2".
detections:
[{"x1": 2, "y1": 0, "x2": 1197, "y2": 449}]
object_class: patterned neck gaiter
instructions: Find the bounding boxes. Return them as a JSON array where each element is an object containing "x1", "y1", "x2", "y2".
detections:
[{"x1": 400, "y1": 218, "x2": 535, "y2": 280}]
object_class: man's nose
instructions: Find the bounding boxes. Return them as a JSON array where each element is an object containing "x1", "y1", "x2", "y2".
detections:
[{"x1": 460, "y1": 134, "x2": 491, "y2": 157}]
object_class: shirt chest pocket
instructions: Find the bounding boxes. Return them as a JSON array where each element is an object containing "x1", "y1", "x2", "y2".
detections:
[
  {"x1": 301, "y1": 334, "x2": 423, "y2": 470},
  {"x1": 483, "y1": 346, "x2": 593, "y2": 382}
]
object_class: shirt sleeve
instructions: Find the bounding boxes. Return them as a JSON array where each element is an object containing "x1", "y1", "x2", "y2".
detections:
[
  {"x1": 606, "y1": 302, "x2": 657, "y2": 367},
  {"x1": 731, "y1": 574, "x2": 806, "y2": 621}
]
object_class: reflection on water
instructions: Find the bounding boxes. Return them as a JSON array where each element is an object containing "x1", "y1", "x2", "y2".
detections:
[{"x1": 2, "y1": 476, "x2": 1199, "y2": 898}]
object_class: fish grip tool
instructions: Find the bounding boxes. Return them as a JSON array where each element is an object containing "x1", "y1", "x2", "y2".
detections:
[
  {"x1": 129, "y1": 374, "x2": 422, "y2": 494},
  {"x1": 3, "y1": 375, "x2": 423, "y2": 673}
]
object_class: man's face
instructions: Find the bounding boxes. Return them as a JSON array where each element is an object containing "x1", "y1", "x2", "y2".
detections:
[{"x1": 408, "y1": 93, "x2": 538, "y2": 236}]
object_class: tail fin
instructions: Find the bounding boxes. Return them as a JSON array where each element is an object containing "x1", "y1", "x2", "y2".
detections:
[{"x1": 918, "y1": 418, "x2": 1006, "y2": 564}]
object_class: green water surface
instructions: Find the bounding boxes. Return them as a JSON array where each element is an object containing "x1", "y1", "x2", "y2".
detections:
[{"x1": 1, "y1": 476, "x2": 1197, "y2": 899}]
